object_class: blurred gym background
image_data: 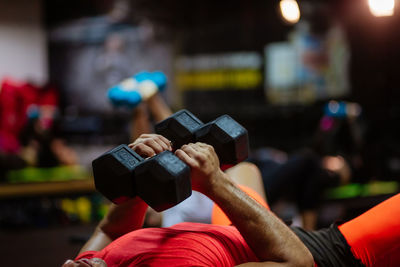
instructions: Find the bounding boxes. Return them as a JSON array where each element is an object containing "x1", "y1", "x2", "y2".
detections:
[{"x1": 0, "y1": 0, "x2": 399, "y2": 266}]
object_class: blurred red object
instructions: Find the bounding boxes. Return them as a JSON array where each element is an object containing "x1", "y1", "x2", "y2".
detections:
[{"x1": 0, "y1": 77, "x2": 58, "y2": 153}]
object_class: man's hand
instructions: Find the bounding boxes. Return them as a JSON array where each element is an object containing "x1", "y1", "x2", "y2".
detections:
[
  {"x1": 175, "y1": 142, "x2": 224, "y2": 194},
  {"x1": 128, "y1": 133, "x2": 172, "y2": 157}
]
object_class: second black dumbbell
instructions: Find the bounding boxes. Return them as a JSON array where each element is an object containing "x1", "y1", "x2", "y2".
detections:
[
  {"x1": 92, "y1": 144, "x2": 191, "y2": 212},
  {"x1": 155, "y1": 110, "x2": 249, "y2": 165}
]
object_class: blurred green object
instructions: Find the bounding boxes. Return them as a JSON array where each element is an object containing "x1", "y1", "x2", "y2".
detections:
[
  {"x1": 97, "y1": 202, "x2": 109, "y2": 220},
  {"x1": 6, "y1": 165, "x2": 90, "y2": 183},
  {"x1": 325, "y1": 183, "x2": 363, "y2": 199},
  {"x1": 361, "y1": 181, "x2": 399, "y2": 196},
  {"x1": 325, "y1": 181, "x2": 399, "y2": 199}
]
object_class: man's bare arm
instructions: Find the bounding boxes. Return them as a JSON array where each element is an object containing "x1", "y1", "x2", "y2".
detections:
[
  {"x1": 79, "y1": 134, "x2": 172, "y2": 253},
  {"x1": 176, "y1": 143, "x2": 314, "y2": 267},
  {"x1": 79, "y1": 192, "x2": 149, "y2": 253}
]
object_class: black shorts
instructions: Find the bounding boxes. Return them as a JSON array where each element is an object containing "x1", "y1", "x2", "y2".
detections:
[{"x1": 291, "y1": 224, "x2": 365, "y2": 267}]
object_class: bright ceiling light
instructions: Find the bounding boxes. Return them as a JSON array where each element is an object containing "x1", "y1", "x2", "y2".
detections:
[
  {"x1": 280, "y1": 0, "x2": 301, "y2": 24},
  {"x1": 368, "y1": 0, "x2": 395, "y2": 17}
]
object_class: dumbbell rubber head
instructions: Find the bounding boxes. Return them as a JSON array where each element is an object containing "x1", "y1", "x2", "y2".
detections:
[
  {"x1": 155, "y1": 109, "x2": 203, "y2": 150},
  {"x1": 92, "y1": 145, "x2": 143, "y2": 204},
  {"x1": 134, "y1": 151, "x2": 192, "y2": 212},
  {"x1": 195, "y1": 115, "x2": 249, "y2": 165}
]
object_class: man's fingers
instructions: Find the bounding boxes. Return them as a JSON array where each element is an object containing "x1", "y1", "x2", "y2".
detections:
[
  {"x1": 195, "y1": 142, "x2": 216, "y2": 154},
  {"x1": 142, "y1": 138, "x2": 164, "y2": 154},
  {"x1": 195, "y1": 142, "x2": 210, "y2": 148},
  {"x1": 156, "y1": 135, "x2": 172, "y2": 149},
  {"x1": 152, "y1": 135, "x2": 172, "y2": 151},
  {"x1": 128, "y1": 141, "x2": 139, "y2": 149},
  {"x1": 132, "y1": 143, "x2": 156, "y2": 157},
  {"x1": 180, "y1": 144, "x2": 201, "y2": 159},
  {"x1": 128, "y1": 137, "x2": 214, "y2": 161},
  {"x1": 129, "y1": 134, "x2": 172, "y2": 153},
  {"x1": 185, "y1": 142, "x2": 214, "y2": 157},
  {"x1": 181, "y1": 143, "x2": 209, "y2": 164},
  {"x1": 175, "y1": 149, "x2": 199, "y2": 168},
  {"x1": 193, "y1": 142, "x2": 211, "y2": 154}
]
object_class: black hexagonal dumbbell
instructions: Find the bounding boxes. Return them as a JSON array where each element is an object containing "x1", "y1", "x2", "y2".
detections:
[
  {"x1": 155, "y1": 109, "x2": 249, "y2": 165},
  {"x1": 92, "y1": 144, "x2": 191, "y2": 212}
]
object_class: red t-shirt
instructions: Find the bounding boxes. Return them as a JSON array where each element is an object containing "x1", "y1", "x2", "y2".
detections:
[{"x1": 76, "y1": 222, "x2": 259, "y2": 266}]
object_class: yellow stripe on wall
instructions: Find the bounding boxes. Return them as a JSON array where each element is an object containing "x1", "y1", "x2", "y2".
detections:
[{"x1": 176, "y1": 69, "x2": 262, "y2": 91}]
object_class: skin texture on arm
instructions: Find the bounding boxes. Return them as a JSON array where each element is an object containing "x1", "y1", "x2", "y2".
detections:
[{"x1": 175, "y1": 143, "x2": 314, "y2": 267}]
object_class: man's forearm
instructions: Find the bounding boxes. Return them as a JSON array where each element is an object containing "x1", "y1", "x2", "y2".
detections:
[
  {"x1": 80, "y1": 197, "x2": 148, "y2": 253},
  {"x1": 207, "y1": 171, "x2": 313, "y2": 266},
  {"x1": 99, "y1": 197, "x2": 148, "y2": 239}
]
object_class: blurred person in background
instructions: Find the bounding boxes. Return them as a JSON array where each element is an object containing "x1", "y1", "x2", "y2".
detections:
[
  {"x1": 0, "y1": 78, "x2": 78, "y2": 180},
  {"x1": 18, "y1": 104, "x2": 78, "y2": 168},
  {"x1": 249, "y1": 101, "x2": 364, "y2": 230}
]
